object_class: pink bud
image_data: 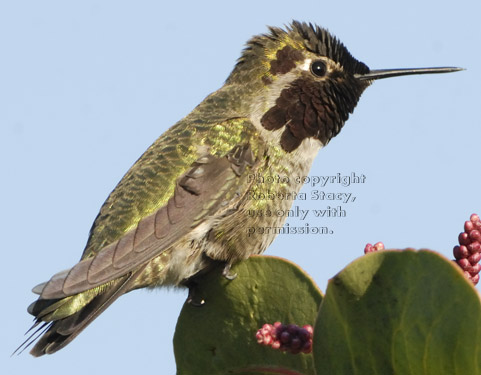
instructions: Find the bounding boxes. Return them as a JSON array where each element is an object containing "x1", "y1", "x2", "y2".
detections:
[
  {"x1": 373, "y1": 242, "x2": 385, "y2": 251},
  {"x1": 280, "y1": 331, "x2": 291, "y2": 344},
  {"x1": 453, "y1": 245, "x2": 469, "y2": 259},
  {"x1": 469, "y1": 230, "x2": 481, "y2": 242},
  {"x1": 287, "y1": 324, "x2": 299, "y2": 335},
  {"x1": 469, "y1": 263, "x2": 481, "y2": 276},
  {"x1": 298, "y1": 328, "x2": 310, "y2": 341},
  {"x1": 261, "y1": 324, "x2": 271, "y2": 336},
  {"x1": 303, "y1": 325, "x2": 314, "y2": 335},
  {"x1": 457, "y1": 258, "x2": 471, "y2": 269},
  {"x1": 467, "y1": 242, "x2": 481, "y2": 254},
  {"x1": 468, "y1": 252, "x2": 481, "y2": 264},
  {"x1": 264, "y1": 335, "x2": 273, "y2": 345},
  {"x1": 275, "y1": 324, "x2": 286, "y2": 338},
  {"x1": 291, "y1": 338, "x2": 302, "y2": 350},
  {"x1": 474, "y1": 222, "x2": 481, "y2": 232},
  {"x1": 302, "y1": 341, "x2": 312, "y2": 354},
  {"x1": 364, "y1": 243, "x2": 373, "y2": 254},
  {"x1": 471, "y1": 274, "x2": 480, "y2": 285},
  {"x1": 471, "y1": 214, "x2": 480, "y2": 223},
  {"x1": 465, "y1": 221, "x2": 474, "y2": 233},
  {"x1": 459, "y1": 232, "x2": 470, "y2": 246}
]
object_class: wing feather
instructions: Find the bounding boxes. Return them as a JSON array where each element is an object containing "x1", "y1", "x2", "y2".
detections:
[{"x1": 38, "y1": 144, "x2": 258, "y2": 299}]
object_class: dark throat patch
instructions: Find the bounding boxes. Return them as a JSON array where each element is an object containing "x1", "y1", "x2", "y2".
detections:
[{"x1": 260, "y1": 76, "x2": 360, "y2": 152}]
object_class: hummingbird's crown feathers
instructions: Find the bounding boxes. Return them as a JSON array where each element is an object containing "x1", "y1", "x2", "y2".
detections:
[
  {"x1": 289, "y1": 21, "x2": 369, "y2": 75},
  {"x1": 228, "y1": 21, "x2": 369, "y2": 85}
]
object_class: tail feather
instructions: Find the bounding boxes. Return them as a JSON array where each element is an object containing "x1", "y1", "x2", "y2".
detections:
[
  {"x1": 12, "y1": 322, "x2": 50, "y2": 356},
  {"x1": 17, "y1": 265, "x2": 146, "y2": 357}
]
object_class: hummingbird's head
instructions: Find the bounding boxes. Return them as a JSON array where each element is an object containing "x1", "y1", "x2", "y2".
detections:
[
  {"x1": 227, "y1": 21, "x2": 371, "y2": 152},
  {"x1": 227, "y1": 21, "x2": 461, "y2": 152}
]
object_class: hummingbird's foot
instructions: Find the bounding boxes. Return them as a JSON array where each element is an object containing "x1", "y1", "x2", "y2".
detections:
[
  {"x1": 222, "y1": 262, "x2": 237, "y2": 280},
  {"x1": 186, "y1": 282, "x2": 205, "y2": 307}
]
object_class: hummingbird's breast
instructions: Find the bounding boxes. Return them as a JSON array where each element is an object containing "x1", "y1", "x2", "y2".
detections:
[{"x1": 204, "y1": 135, "x2": 322, "y2": 262}]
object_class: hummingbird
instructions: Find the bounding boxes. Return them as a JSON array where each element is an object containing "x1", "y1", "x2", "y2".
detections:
[{"x1": 18, "y1": 21, "x2": 461, "y2": 356}]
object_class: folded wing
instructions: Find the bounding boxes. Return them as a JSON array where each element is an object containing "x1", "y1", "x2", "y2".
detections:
[{"x1": 35, "y1": 144, "x2": 258, "y2": 300}]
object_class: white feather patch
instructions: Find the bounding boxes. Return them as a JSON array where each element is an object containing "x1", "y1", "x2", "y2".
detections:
[{"x1": 300, "y1": 58, "x2": 312, "y2": 71}]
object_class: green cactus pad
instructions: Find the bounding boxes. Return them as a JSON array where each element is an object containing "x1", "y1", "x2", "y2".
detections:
[{"x1": 174, "y1": 255, "x2": 322, "y2": 375}]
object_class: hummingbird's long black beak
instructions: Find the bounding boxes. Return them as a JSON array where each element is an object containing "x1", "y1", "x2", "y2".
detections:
[{"x1": 355, "y1": 67, "x2": 464, "y2": 81}]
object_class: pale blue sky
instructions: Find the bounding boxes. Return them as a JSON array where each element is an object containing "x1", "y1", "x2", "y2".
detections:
[{"x1": 1, "y1": 1, "x2": 480, "y2": 374}]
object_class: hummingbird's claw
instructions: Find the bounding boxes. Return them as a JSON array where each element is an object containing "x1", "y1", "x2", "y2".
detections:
[
  {"x1": 186, "y1": 282, "x2": 205, "y2": 307},
  {"x1": 186, "y1": 295, "x2": 205, "y2": 307},
  {"x1": 222, "y1": 263, "x2": 237, "y2": 280}
]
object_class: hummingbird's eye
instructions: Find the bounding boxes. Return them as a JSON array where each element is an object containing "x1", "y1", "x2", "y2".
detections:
[{"x1": 310, "y1": 60, "x2": 327, "y2": 77}]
